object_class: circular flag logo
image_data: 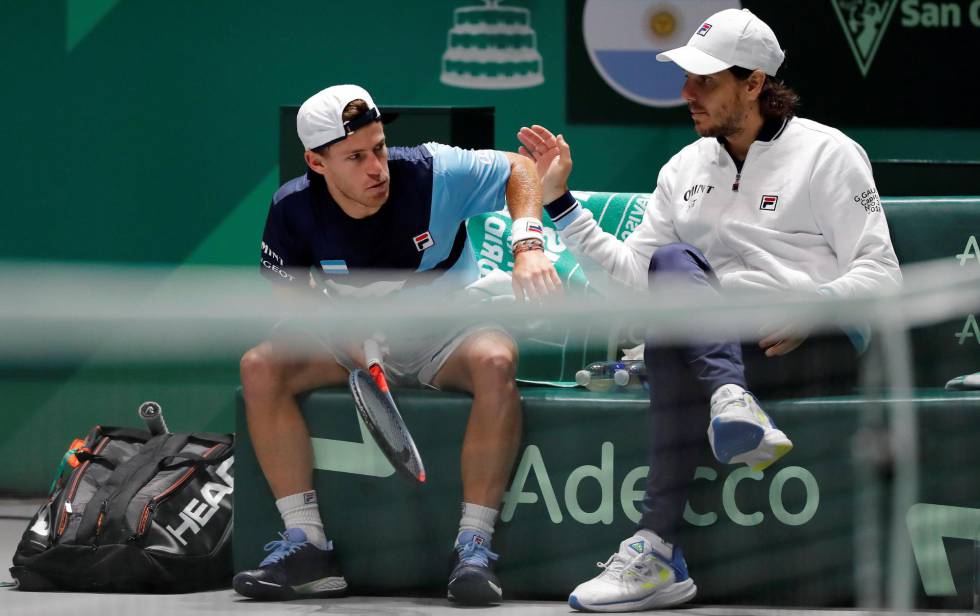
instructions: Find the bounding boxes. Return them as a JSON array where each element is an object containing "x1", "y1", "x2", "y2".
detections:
[{"x1": 583, "y1": 0, "x2": 741, "y2": 108}]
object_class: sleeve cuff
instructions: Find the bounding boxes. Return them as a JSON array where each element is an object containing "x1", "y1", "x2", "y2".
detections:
[{"x1": 544, "y1": 191, "x2": 581, "y2": 230}]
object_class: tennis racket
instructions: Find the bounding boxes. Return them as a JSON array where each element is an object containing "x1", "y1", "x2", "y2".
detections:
[{"x1": 348, "y1": 338, "x2": 426, "y2": 483}]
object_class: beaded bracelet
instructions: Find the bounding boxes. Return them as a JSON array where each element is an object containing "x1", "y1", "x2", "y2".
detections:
[{"x1": 512, "y1": 238, "x2": 545, "y2": 255}]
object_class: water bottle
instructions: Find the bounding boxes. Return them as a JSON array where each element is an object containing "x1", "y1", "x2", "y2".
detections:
[
  {"x1": 575, "y1": 361, "x2": 625, "y2": 392},
  {"x1": 575, "y1": 360, "x2": 647, "y2": 392},
  {"x1": 625, "y1": 360, "x2": 649, "y2": 391}
]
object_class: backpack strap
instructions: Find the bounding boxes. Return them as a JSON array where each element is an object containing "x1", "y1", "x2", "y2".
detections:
[
  {"x1": 158, "y1": 433, "x2": 233, "y2": 468},
  {"x1": 72, "y1": 450, "x2": 117, "y2": 469},
  {"x1": 158, "y1": 447, "x2": 233, "y2": 470},
  {"x1": 75, "y1": 434, "x2": 188, "y2": 544},
  {"x1": 188, "y1": 432, "x2": 233, "y2": 446},
  {"x1": 97, "y1": 427, "x2": 152, "y2": 443}
]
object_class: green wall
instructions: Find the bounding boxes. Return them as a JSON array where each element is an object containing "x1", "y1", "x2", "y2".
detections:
[
  {"x1": 3, "y1": 1, "x2": 979, "y2": 265},
  {"x1": 2, "y1": 0, "x2": 979, "y2": 495}
]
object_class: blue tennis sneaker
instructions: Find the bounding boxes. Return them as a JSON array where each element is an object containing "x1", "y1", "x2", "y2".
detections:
[
  {"x1": 447, "y1": 530, "x2": 502, "y2": 605},
  {"x1": 232, "y1": 528, "x2": 347, "y2": 600}
]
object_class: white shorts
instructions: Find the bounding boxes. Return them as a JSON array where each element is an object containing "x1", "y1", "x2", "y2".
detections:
[
  {"x1": 272, "y1": 320, "x2": 508, "y2": 389},
  {"x1": 274, "y1": 269, "x2": 517, "y2": 388},
  {"x1": 329, "y1": 325, "x2": 506, "y2": 388}
]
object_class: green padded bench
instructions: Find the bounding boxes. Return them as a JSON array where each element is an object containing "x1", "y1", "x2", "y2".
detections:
[
  {"x1": 234, "y1": 194, "x2": 980, "y2": 608},
  {"x1": 234, "y1": 388, "x2": 980, "y2": 606}
]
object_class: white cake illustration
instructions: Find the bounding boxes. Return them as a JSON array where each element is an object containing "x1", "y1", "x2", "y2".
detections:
[{"x1": 440, "y1": 0, "x2": 544, "y2": 90}]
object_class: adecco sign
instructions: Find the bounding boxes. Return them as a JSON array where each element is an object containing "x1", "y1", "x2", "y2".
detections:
[{"x1": 500, "y1": 442, "x2": 819, "y2": 527}]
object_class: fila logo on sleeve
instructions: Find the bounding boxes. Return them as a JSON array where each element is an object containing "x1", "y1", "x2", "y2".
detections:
[
  {"x1": 760, "y1": 195, "x2": 779, "y2": 211},
  {"x1": 413, "y1": 231, "x2": 434, "y2": 252}
]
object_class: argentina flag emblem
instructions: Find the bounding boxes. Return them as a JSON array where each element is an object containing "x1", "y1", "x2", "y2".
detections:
[
  {"x1": 583, "y1": 0, "x2": 740, "y2": 108},
  {"x1": 320, "y1": 260, "x2": 349, "y2": 275}
]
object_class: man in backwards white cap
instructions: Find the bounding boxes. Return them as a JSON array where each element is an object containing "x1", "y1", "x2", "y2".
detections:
[
  {"x1": 233, "y1": 84, "x2": 561, "y2": 605},
  {"x1": 519, "y1": 8, "x2": 901, "y2": 611}
]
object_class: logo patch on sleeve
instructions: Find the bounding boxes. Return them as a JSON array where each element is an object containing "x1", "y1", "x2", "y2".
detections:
[
  {"x1": 760, "y1": 194, "x2": 779, "y2": 211},
  {"x1": 413, "y1": 231, "x2": 434, "y2": 252},
  {"x1": 320, "y1": 260, "x2": 349, "y2": 275}
]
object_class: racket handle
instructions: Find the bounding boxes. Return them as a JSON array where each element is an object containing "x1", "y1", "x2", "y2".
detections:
[
  {"x1": 363, "y1": 338, "x2": 384, "y2": 369},
  {"x1": 368, "y1": 364, "x2": 390, "y2": 393},
  {"x1": 363, "y1": 338, "x2": 391, "y2": 393},
  {"x1": 138, "y1": 401, "x2": 169, "y2": 436}
]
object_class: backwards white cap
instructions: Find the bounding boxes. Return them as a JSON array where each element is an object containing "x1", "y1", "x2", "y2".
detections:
[
  {"x1": 296, "y1": 84, "x2": 381, "y2": 150},
  {"x1": 656, "y1": 8, "x2": 784, "y2": 76}
]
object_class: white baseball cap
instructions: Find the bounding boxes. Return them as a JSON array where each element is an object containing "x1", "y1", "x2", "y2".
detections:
[
  {"x1": 296, "y1": 84, "x2": 382, "y2": 151},
  {"x1": 656, "y1": 8, "x2": 784, "y2": 76}
]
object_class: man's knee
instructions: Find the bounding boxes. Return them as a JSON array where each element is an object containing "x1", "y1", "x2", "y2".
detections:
[
  {"x1": 240, "y1": 345, "x2": 288, "y2": 401},
  {"x1": 648, "y1": 242, "x2": 707, "y2": 274},
  {"x1": 476, "y1": 341, "x2": 518, "y2": 379},
  {"x1": 467, "y1": 334, "x2": 519, "y2": 385}
]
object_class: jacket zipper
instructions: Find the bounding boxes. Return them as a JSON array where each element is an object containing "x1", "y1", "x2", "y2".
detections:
[
  {"x1": 55, "y1": 436, "x2": 110, "y2": 538},
  {"x1": 94, "y1": 498, "x2": 110, "y2": 542},
  {"x1": 134, "y1": 443, "x2": 223, "y2": 538},
  {"x1": 727, "y1": 117, "x2": 783, "y2": 193},
  {"x1": 717, "y1": 147, "x2": 751, "y2": 270}
]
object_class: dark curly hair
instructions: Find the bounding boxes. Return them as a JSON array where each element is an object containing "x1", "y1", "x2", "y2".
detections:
[{"x1": 729, "y1": 66, "x2": 799, "y2": 121}]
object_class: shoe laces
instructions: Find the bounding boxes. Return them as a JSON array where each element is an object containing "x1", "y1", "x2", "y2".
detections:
[
  {"x1": 718, "y1": 394, "x2": 749, "y2": 413},
  {"x1": 596, "y1": 552, "x2": 629, "y2": 578},
  {"x1": 260, "y1": 531, "x2": 308, "y2": 566},
  {"x1": 597, "y1": 552, "x2": 654, "y2": 581},
  {"x1": 717, "y1": 391, "x2": 770, "y2": 423},
  {"x1": 456, "y1": 539, "x2": 499, "y2": 568}
]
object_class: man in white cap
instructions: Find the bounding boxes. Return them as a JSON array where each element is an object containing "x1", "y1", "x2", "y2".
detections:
[
  {"x1": 233, "y1": 84, "x2": 561, "y2": 604},
  {"x1": 518, "y1": 8, "x2": 900, "y2": 611}
]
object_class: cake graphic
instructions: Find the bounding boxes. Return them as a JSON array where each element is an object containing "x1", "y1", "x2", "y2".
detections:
[{"x1": 440, "y1": 0, "x2": 544, "y2": 90}]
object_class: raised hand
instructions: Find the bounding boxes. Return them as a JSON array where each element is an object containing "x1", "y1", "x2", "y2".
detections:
[{"x1": 517, "y1": 125, "x2": 573, "y2": 204}]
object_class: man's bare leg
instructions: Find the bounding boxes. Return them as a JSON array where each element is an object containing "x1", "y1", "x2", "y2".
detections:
[
  {"x1": 434, "y1": 329, "x2": 520, "y2": 605},
  {"x1": 239, "y1": 340, "x2": 349, "y2": 499},
  {"x1": 234, "y1": 338, "x2": 353, "y2": 600},
  {"x1": 432, "y1": 329, "x2": 522, "y2": 508}
]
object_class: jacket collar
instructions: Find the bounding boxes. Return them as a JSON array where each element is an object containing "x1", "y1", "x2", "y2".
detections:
[{"x1": 716, "y1": 115, "x2": 791, "y2": 147}]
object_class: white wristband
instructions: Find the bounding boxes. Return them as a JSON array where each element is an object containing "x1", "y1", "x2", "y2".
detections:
[{"x1": 510, "y1": 217, "x2": 545, "y2": 248}]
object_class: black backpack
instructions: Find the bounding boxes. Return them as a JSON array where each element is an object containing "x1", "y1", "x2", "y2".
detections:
[{"x1": 10, "y1": 425, "x2": 234, "y2": 593}]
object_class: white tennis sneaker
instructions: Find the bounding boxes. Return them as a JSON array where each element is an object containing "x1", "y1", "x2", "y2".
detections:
[
  {"x1": 568, "y1": 530, "x2": 696, "y2": 612},
  {"x1": 708, "y1": 384, "x2": 792, "y2": 471}
]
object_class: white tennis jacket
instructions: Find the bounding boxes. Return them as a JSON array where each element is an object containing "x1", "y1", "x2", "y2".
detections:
[{"x1": 549, "y1": 117, "x2": 902, "y2": 298}]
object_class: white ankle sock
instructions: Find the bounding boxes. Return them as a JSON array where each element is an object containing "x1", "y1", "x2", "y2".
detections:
[
  {"x1": 276, "y1": 490, "x2": 327, "y2": 549},
  {"x1": 458, "y1": 502, "x2": 498, "y2": 539}
]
